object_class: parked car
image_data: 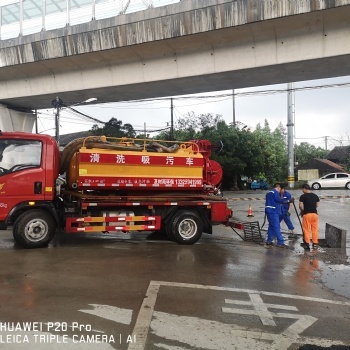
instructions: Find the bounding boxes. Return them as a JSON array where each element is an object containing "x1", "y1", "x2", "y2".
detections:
[
  {"x1": 307, "y1": 172, "x2": 350, "y2": 190},
  {"x1": 251, "y1": 179, "x2": 268, "y2": 190}
]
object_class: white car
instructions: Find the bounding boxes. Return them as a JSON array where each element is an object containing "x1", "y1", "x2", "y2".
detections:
[{"x1": 307, "y1": 172, "x2": 350, "y2": 190}]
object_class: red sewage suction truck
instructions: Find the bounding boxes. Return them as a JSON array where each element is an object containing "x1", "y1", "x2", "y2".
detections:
[{"x1": 0, "y1": 131, "x2": 233, "y2": 248}]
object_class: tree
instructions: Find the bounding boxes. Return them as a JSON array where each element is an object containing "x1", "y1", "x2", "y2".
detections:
[
  {"x1": 295, "y1": 142, "x2": 329, "y2": 166},
  {"x1": 90, "y1": 118, "x2": 136, "y2": 138},
  {"x1": 147, "y1": 113, "x2": 297, "y2": 189},
  {"x1": 251, "y1": 120, "x2": 288, "y2": 185}
]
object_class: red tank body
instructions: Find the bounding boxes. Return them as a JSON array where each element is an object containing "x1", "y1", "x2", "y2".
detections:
[{"x1": 63, "y1": 136, "x2": 222, "y2": 193}]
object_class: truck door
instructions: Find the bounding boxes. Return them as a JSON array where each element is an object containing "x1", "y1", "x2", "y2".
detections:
[{"x1": 0, "y1": 138, "x2": 47, "y2": 222}]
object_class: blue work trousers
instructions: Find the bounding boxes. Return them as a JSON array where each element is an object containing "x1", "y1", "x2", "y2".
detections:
[
  {"x1": 266, "y1": 212, "x2": 285, "y2": 245},
  {"x1": 280, "y1": 213, "x2": 295, "y2": 231}
]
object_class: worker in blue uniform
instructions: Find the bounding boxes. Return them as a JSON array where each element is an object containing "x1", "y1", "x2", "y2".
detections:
[
  {"x1": 279, "y1": 184, "x2": 296, "y2": 238},
  {"x1": 265, "y1": 183, "x2": 293, "y2": 248}
]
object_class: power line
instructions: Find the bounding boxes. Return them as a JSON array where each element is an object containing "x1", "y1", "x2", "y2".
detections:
[
  {"x1": 67, "y1": 107, "x2": 105, "y2": 125},
  {"x1": 294, "y1": 136, "x2": 327, "y2": 140},
  {"x1": 95, "y1": 81, "x2": 350, "y2": 105}
]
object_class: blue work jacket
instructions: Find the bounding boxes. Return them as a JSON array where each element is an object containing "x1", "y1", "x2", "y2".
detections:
[
  {"x1": 265, "y1": 188, "x2": 289, "y2": 215},
  {"x1": 281, "y1": 191, "x2": 292, "y2": 214}
]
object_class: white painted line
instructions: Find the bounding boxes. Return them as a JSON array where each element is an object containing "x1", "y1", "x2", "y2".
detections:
[
  {"x1": 151, "y1": 311, "x2": 344, "y2": 350},
  {"x1": 79, "y1": 304, "x2": 133, "y2": 325},
  {"x1": 225, "y1": 299, "x2": 298, "y2": 311},
  {"x1": 154, "y1": 281, "x2": 350, "y2": 306},
  {"x1": 150, "y1": 311, "x2": 345, "y2": 350},
  {"x1": 249, "y1": 293, "x2": 277, "y2": 326},
  {"x1": 128, "y1": 281, "x2": 350, "y2": 350},
  {"x1": 223, "y1": 294, "x2": 299, "y2": 327},
  {"x1": 154, "y1": 343, "x2": 187, "y2": 349},
  {"x1": 127, "y1": 281, "x2": 160, "y2": 350}
]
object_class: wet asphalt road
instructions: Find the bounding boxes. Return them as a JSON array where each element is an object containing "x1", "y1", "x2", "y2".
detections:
[{"x1": 0, "y1": 189, "x2": 349, "y2": 349}]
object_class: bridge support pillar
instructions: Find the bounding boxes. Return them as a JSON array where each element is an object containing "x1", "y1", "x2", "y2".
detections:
[{"x1": 0, "y1": 104, "x2": 36, "y2": 133}]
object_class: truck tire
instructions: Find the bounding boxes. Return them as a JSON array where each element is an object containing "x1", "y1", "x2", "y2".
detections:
[
  {"x1": 13, "y1": 210, "x2": 56, "y2": 248},
  {"x1": 167, "y1": 210, "x2": 203, "y2": 245}
]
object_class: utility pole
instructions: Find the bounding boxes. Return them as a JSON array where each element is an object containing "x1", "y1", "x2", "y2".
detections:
[
  {"x1": 52, "y1": 97, "x2": 62, "y2": 144},
  {"x1": 287, "y1": 83, "x2": 295, "y2": 188},
  {"x1": 35, "y1": 109, "x2": 38, "y2": 134},
  {"x1": 324, "y1": 136, "x2": 328, "y2": 150},
  {"x1": 232, "y1": 89, "x2": 236, "y2": 125},
  {"x1": 170, "y1": 98, "x2": 174, "y2": 140}
]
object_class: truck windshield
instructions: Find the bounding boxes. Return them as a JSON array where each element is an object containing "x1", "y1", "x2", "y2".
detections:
[{"x1": 0, "y1": 139, "x2": 42, "y2": 176}]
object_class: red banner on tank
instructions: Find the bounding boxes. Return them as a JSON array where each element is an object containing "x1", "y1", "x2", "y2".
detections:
[{"x1": 79, "y1": 153, "x2": 203, "y2": 166}]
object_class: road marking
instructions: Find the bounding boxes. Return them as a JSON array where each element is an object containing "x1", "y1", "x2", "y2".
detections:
[
  {"x1": 154, "y1": 343, "x2": 188, "y2": 349},
  {"x1": 79, "y1": 304, "x2": 133, "y2": 325},
  {"x1": 223, "y1": 294, "x2": 298, "y2": 326},
  {"x1": 127, "y1": 281, "x2": 160, "y2": 350},
  {"x1": 128, "y1": 281, "x2": 350, "y2": 350},
  {"x1": 150, "y1": 311, "x2": 343, "y2": 350},
  {"x1": 154, "y1": 281, "x2": 350, "y2": 306}
]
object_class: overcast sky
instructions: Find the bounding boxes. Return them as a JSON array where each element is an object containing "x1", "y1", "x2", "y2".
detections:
[{"x1": 37, "y1": 75, "x2": 350, "y2": 150}]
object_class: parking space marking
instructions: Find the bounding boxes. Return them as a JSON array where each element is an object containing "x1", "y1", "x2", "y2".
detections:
[
  {"x1": 155, "y1": 281, "x2": 350, "y2": 306},
  {"x1": 127, "y1": 281, "x2": 350, "y2": 350},
  {"x1": 223, "y1": 293, "x2": 298, "y2": 326},
  {"x1": 128, "y1": 281, "x2": 160, "y2": 350},
  {"x1": 79, "y1": 304, "x2": 133, "y2": 325},
  {"x1": 150, "y1": 311, "x2": 342, "y2": 350}
]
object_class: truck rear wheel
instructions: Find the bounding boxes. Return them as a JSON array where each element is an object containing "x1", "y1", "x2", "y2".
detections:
[
  {"x1": 167, "y1": 210, "x2": 203, "y2": 245},
  {"x1": 13, "y1": 210, "x2": 56, "y2": 248}
]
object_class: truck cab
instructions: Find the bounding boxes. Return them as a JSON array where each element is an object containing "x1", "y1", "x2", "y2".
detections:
[{"x1": 0, "y1": 132, "x2": 60, "y2": 243}]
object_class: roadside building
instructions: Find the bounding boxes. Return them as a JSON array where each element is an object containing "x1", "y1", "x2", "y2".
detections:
[
  {"x1": 297, "y1": 158, "x2": 344, "y2": 181},
  {"x1": 327, "y1": 146, "x2": 350, "y2": 169}
]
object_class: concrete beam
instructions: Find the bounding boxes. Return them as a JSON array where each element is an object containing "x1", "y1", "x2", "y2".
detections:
[
  {"x1": 1, "y1": 0, "x2": 350, "y2": 109},
  {"x1": 0, "y1": 104, "x2": 36, "y2": 132}
]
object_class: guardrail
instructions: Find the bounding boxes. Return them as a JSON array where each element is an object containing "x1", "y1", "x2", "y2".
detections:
[{"x1": 0, "y1": 0, "x2": 180, "y2": 40}]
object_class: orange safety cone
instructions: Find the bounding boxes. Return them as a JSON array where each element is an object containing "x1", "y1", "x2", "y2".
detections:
[{"x1": 247, "y1": 205, "x2": 254, "y2": 217}]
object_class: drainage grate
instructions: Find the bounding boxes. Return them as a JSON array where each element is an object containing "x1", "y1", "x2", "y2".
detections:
[{"x1": 242, "y1": 221, "x2": 263, "y2": 242}]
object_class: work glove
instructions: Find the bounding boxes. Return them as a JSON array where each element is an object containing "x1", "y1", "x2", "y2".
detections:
[{"x1": 289, "y1": 198, "x2": 294, "y2": 203}]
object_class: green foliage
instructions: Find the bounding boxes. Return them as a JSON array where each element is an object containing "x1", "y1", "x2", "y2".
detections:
[
  {"x1": 250, "y1": 120, "x2": 288, "y2": 185},
  {"x1": 153, "y1": 114, "x2": 296, "y2": 189},
  {"x1": 90, "y1": 118, "x2": 136, "y2": 138},
  {"x1": 173, "y1": 111, "x2": 200, "y2": 141},
  {"x1": 295, "y1": 142, "x2": 329, "y2": 165},
  {"x1": 92, "y1": 114, "x2": 328, "y2": 190}
]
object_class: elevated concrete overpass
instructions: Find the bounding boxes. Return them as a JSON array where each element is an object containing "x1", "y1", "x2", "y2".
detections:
[{"x1": 1, "y1": 0, "x2": 350, "y2": 131}]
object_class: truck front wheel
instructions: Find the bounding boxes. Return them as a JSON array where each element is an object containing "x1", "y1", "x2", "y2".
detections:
[
  {"x1": 13, "y1": 210, "x2": 56, "y2": 248},
  {"x1": 168, "y1": 210, "x2": 203, "y2": 245}
]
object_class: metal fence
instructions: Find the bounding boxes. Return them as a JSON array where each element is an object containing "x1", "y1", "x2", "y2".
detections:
[{"x1": 0, "y1": 0, "x2": 180, "y2": 40}]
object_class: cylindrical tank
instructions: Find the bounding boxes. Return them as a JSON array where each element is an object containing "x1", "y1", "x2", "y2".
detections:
[{"x1": 64, "y1": 137, "x2": 222, "y2": 192}]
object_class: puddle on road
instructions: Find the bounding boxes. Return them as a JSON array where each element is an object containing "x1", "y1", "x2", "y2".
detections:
[
  {"x1": 289, "y1": 238, "x2": 350, "y2": 299},
  {"x1": 319, "y1": 262, "x2": 350, "y2": 299}
]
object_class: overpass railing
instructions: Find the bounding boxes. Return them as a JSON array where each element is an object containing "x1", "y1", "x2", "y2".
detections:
[{"x1": 0, "y1": 0, "x2": 180, "y2": 41}]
